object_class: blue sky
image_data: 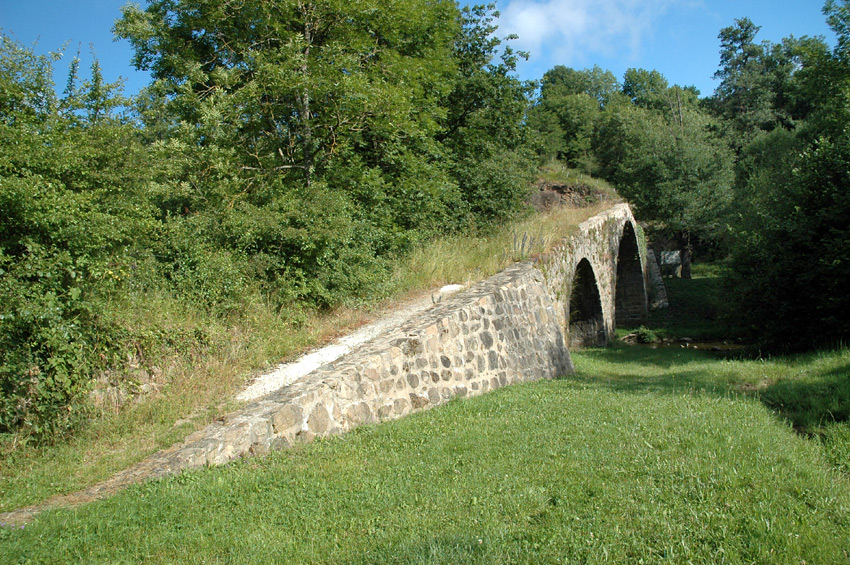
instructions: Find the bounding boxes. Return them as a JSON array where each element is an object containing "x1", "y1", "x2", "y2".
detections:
[{"x1": 0, "y1": 0, "x2": 836, "y2": 98}]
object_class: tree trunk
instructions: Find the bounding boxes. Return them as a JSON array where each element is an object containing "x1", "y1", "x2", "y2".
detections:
[
  {"x1": 680, "y1": 231, "x2": 692, "y2": 279},
  {"x1": 299, "y1": 2, "x2": 314, "y2": 187}
]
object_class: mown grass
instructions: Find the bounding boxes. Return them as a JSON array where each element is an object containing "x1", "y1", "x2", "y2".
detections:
[
  {"x1": 644, "y1": 263, "x2": 731, "y2": 342},
  {"x1": 2, "y1": 263, "x2": 850, "y2": 562},
  {"x1": 0, "y1": 201, "x2": 609, "y2": 512}
]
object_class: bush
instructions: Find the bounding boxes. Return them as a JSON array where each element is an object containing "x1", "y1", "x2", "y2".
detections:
[
  {"x1": 634, "y1": 326, "x2": 659, "y2": 344},
  {"x1": 0, "y1": 246, "x2": 100, "y2": 438},
  {"x1": 455, "y1": 147, "x2": 536, "y2": 225},
  {"x1": 726, "y1": 134, "x2": 850, "y2": 351}
]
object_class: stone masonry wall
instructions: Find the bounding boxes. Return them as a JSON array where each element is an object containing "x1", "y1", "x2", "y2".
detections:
[
  {"x1": 538, "y1": 203, "x2": 647, "y2": 347},
  {"x1": 169, "y1": 262, "x2": 573, "y2": 469}
]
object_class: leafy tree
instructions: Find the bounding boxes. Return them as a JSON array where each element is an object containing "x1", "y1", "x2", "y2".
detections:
[
  {"x1": 0, "y1": 36, "x2": 155, "y2": 438},
  {"x1": 723, "y1": 1, "x2": 850, "y2": 351},
  {"x1": 115, "y1": 0, "x2": 459, "y2": 190},
  {"x1": 707, "y1": 18, "x2": 828, "y2": 147},
  {"x1": 528, "y1": 65, "x2": 618, "y2": 168},
  {"x1": 437, "y1": 3, "x2": 537, "y2": 224},
  {"x1": 623, "y1": 68, "x2": 698, "y2": 111},
  {"x1": 114, "y1": 0, "x2": 468, "y2": 304},
  {"x1": 594, "y1": 90, "x2": 734, "y2": 275}
]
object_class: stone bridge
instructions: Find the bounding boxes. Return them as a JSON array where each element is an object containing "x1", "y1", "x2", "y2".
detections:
[
  {"x1": 115, "y1": 203, "x2": 648, "y2": 477},
  {"x1": 24, "y1": 203, "x2": 648, "y2": 502}
]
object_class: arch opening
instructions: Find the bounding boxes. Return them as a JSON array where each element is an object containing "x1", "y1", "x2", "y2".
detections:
[
  {"x1": 615, "y1": 222, "x2": 648, "y2": 327},
  {"x1": 568, "y1": 258, "x2": 606, "y2": 348}
]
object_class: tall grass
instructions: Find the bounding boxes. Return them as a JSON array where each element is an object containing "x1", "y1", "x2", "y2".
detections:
[{"x1": 394, "y1": 202, "x2": 609, "y2": 292}]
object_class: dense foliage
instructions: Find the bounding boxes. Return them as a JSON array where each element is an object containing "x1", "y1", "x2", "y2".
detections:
[
  {"x1": 528, "y1": 64, "x2": 734, "y2": 274},
  {"x1": 0, "y1": 2, "x2": 535, "y2": 439},
  {"x1": 717, "y1": 2, "x2": 850, "y2": 351},
  {"x1": 528, "y1": 1, "x2": 850, "y2": 351}
]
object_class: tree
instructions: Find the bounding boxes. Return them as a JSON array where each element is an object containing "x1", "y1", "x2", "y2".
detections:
[
  {"x1": 595, "y1": 73, "x2": 734, "y2": 275},
  {"x1": 708, "y1": 18, "x2": 828, "y2": 146},
  {"x1": 438, "y1": 3, "x2": 537, "y2": 224},
  {"x1": 528, "y1": 65, "x2": 618, "y2": 168},
  {"x1": 0, "y1": 35, "x2": 154, "y2": 438},
  {"x1": 115, "y1": 0, "x2": 459, "y2": 191},
  {"x1": 723, "y1": 1, "x2": 850, "y2": 350}
]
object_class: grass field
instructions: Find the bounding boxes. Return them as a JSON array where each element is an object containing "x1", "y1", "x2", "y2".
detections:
[{"x1": 2, "y1": 267, "x2": 850, "y2": 563}]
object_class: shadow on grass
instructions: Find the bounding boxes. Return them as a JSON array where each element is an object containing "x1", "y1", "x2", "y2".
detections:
[
  {"x1": 647, "y1": 276, "x2": 729, "y2": 341},
  {"x1": 572, "y1": 343, "x2": 850, "y2": 435},
  {"x1": 759, "y1": 362, "x2": 850, "y2": 433},
  {"x1": 569, "y1": 345, "x2": 741, "y2": 398}
]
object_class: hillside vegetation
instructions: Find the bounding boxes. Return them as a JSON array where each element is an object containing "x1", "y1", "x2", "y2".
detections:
[{"x1": 1, "y1": 3, "x2": 538, "y2": 442}]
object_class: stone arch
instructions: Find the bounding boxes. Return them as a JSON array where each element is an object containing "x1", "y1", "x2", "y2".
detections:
[
  {"x1": 568, "y1": 258, "x2": 607, "y2": 348},
  {"x1": 615, "y1": 221, "x2": 648, "y2": 327}
]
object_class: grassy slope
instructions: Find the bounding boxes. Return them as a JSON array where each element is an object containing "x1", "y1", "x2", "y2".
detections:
[{"x1": 2, "y1": 267, "x2": 850, "y2": 562}]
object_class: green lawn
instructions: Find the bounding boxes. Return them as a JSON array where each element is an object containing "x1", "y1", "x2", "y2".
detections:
[
  {"x1": 2, "y1": 349, "x2": 850, "y2": 563},
  {"x1": 3, "y1": 267, "x2": 850, "y2": 563}
]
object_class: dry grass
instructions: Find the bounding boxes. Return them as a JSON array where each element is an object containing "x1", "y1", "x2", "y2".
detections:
[{"x1": 393, "y1": 202, "x2": 610, "y2": 293}]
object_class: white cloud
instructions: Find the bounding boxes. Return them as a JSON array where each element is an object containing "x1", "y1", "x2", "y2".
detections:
[{"x1": 498, "y1": 0, "x2": 686, "y2": 67}]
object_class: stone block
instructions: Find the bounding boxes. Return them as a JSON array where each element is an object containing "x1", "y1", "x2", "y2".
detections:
[
  {"x1": 406, "y1": 373, "x2": 420, "y2": 388},
  {"x1": 480, "y1": 331, "x2": 494, "y2": 349},
  {"x1": 410, "y1": 393, "x2": 429, "y2": 409},
  {"x1": 393, "y1": 398, "x2": 411, "y2": 416},
  {"x1": 249, "y1": 442, "x2": 269, "y2": 457},
  {"x1": 365, "y1": 367, "x2": 380, "y2": 381},
  {"x1": 488, "y1": 350, "x2": 499, "y2": 370},
  {"x1": 344, "y1": 402, "x2": 372, "y2": 424},
  {"x1": 269, "y1": 436, "x2": 292, "y2": 451},
  {"x1": 307, "y1": 404, "x2": 331, "y2": 435}
]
